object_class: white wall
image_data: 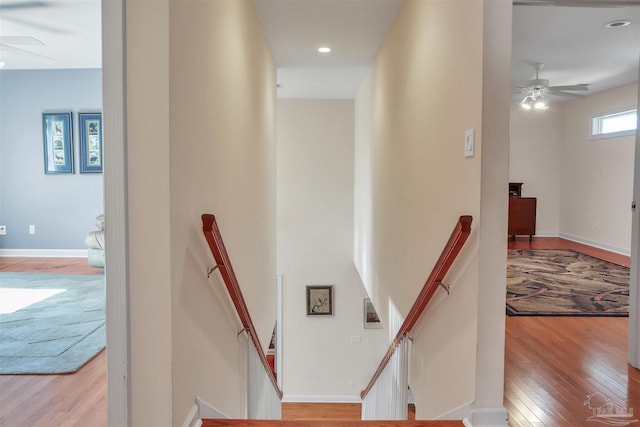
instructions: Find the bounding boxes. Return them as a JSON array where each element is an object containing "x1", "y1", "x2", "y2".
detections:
[
  {"x1": 277, "y1": 99, "x2": 388, "y2": 401},
  {"x1": 510, "y1": 82, "x2": 638, "y2": 253},
  {"x1": 125, "y1": 0, "x2": 276, "y2": 425},
  {"x1": 354, "y1": 0, "x2": 485, "y2": 419},
  {"x1": 560, "y1": 83, "x2": 637, "y2": 253},
  {"x1": 509, "y1": 104, "x2": 562, "y2": 235}
]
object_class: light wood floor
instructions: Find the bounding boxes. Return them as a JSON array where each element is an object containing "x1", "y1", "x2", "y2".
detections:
[
  {"x1": 505, "y1": 237, "x2": 637, "y2": 427},
  {"x1": 0, "y1": 258, "x2": 106, "y2": 427},
  {"x1": 1, "y1": 240, "x2": 637, "y2": 426}
]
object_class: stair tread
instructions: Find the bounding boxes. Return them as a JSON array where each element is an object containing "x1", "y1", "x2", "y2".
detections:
[{"x1": 202, "y1": 420, "x2": 464, "y2": 427}]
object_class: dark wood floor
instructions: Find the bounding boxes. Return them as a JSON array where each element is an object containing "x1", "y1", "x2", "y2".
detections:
[{"x1": 0, "y1": 240, "x2": 637, "y2": 426}]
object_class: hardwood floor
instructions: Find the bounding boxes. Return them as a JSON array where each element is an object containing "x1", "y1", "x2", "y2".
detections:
[
  {"x1": 203, "y1": 421, "x2": 461, "y2": 427},
  {"x1": 505, "y1": 237, "x2": 638, "y2": 427},
  {"x1": 0, "y1": 257, "x2": 102, "y2": 275},
  {"x1": 1, "y1": 241, "x2": 636, "y2": 426},
  {"x1": 281, "y1": 403, "x2": 416, "y2": 421},
  {"x1": 0, "y1": 258, "x2": 107, "y2": 427}
]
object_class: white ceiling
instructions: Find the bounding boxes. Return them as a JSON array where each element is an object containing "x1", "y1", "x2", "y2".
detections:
[
  {"x1": 0, "y1": 0, "x2": 639, "y2": 103},
  {"x1": 511, "y1": 4, "x2": 640, "y2": 103},
  {"x1": 253, "y1": 0, "x2": 403, "y2": 98}
]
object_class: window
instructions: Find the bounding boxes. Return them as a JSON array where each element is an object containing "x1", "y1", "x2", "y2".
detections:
[{"x1": 591, "y1": 108, "x2": 637, "y2": 139}]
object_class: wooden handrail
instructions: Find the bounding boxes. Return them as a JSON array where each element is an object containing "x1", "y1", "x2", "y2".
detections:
[
  {"x1": 202, "y1": 214, "x2": 283, "y2": 399},
  {"x1": 360, "y1": 215, "x2": 472, "y2": 400}
]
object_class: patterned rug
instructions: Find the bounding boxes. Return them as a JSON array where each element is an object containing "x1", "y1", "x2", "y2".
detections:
[
  {"x1": 506, "y1": 249, "x2": 629, "y2": 316},
  {"x1": 0, "y1": 272, "x2": 105, "y2": 374}
]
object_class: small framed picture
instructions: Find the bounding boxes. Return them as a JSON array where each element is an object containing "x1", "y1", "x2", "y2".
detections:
[
  {"x1": 79, "y1": 113, "x2": 103, "y2": 173},
  {"x1": 364, "y1": 298, "x2": 383, "y2": 329},
  {"x1": 306, "y1": 285, "x2": 333, "y2": 316},
  {"x1": 42, "y1": 112, "x2": 73, "y2": 174}
]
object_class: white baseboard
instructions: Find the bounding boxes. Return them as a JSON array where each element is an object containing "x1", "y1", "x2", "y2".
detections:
[
  {"x1": 435, "y1": 401, "x2": 473, "y2": 420},
  {"x1": 558, "y1": 232, "x2": 630, "y2": 256},
  {"x1": 463, "y1": 406, "x2": 509, "y2": 427},
  {"x1": 0, "y1": 249, "x2": 89, "y2": 258},
  {"x1": 282, "y1": 394, "x2": 361, "y2": 403}
]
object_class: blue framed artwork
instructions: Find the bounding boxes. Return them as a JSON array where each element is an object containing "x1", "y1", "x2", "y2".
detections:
[
  {"x1": 42, "y1": 112, "x2": 73, "y2": 174},
  {"x1": 79, "y1": 113, "x2": 103, "y2": 173}
]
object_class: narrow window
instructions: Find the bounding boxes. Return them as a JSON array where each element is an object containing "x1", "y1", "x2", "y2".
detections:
[{"x1": 591, "y1": 108, "x2": 637, "y2": 140}]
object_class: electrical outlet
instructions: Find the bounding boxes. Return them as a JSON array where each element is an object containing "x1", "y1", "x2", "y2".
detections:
[
  {"x1": 0, "y1": 225, "x2": 5, "y2": 235},
  {"x1": 29, "y1": 225, "x2": 36, "y2": 235}
]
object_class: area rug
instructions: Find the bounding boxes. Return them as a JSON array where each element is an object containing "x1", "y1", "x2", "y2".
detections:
[
  {"x1": 0, "y1": 272, "x2": 105, "y2": 374},
  {"x1": 506, "y1": 249, "x2": 629, "y2": 316}
]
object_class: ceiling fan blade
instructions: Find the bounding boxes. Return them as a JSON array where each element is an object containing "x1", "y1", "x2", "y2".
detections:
[
  {"x1": 547, "y1": 89, "x2": 585, "y2": 99},
  {"x1": 1, "y1": 15, "x2": 70, "y2": 34},
  {"x1": 0, "y1": 1, "x2": 48, "y2": 11},
  {"x1": 0, "y1": 36, "x2": 45, "y2": 46},
  {"x1": 548, "y1": 84, "x2": 589, "y2": 92},
  {"x1": 0, "y1": 44, "x2": 55, "y2": 62}
]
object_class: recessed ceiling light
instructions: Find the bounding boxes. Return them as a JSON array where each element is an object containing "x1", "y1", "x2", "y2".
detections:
[
  {"x1": 605, "y1": 19, "x2": 631, "y2": 29},
  {"x1": 318, "y1": 47, "x2": 332, "y2": 53}
]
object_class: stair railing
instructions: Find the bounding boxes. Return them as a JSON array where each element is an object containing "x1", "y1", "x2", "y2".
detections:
[
  {"x1": 202, "y1": 214, "x2": 282, "y2": 419},
  {"x1": 360, "y1": 215, "x2": 472, "y2": 419}
]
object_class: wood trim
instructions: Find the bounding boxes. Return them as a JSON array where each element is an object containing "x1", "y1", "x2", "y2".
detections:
[
  {"x1": 201, "y1": 214, "x2": 283, "y2": 399},
  {"x1": 360, "y1": 216, "x2": 472, "y2": 400}
]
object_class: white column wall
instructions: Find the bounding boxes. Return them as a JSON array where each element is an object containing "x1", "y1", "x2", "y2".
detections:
[{"x1": 126, "y1": 0, "x2": 172, "y2": 424}]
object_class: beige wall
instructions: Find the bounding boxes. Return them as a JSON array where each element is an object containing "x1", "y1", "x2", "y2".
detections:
[
  {"x1": 277, "y1": 99, "x2": 388, "y2": 400},
  {"x1": 354, "y1": 0, "x2": 485, "y2": 418},
  {"x1": 126, "y1": 0, "x2": 172, "y2": 425},
  {"x1": 559, "y1": 83, "x2": 637, "y2": 253},
  {"x1": 126, "y1": 0, "x2": 276, "y2": 425},
  {"x1": 509, "y1": 104, "x2": 562, "y2": 235},
  {"x1": 510, "y1": 83, "x2": 638, "y2": 253}
]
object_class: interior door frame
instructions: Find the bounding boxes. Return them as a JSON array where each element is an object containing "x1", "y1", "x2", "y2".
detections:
[
  {"x1": 102, "y1": 0, "x2": 130, "y2": 425},
  {"x1": 513, "y1": 0, "x2": 640, "y2": 369},
  {"x1": 629, "y1": 57, "x2": 640, "y2": 368}
]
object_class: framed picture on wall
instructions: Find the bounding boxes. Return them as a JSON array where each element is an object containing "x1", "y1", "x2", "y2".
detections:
[
  {"x1": 79, "y1": 113, "x2": 103, "y2": 173},
  {"x1": 42, "y1": 112, "x2": 73, "y2": 174},
  {"x1": 363, "y1": 298, "x2": 383, "y2": 329},
  {"x1": 306, "y1": 285, "x2": 333, "y2": 316}
]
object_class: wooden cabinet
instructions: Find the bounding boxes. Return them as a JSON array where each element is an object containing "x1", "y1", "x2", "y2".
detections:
[{"x1": 508, "y1": 182, "x2": 536, "y2": 241}]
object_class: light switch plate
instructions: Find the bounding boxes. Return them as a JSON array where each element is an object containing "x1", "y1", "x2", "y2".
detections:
[{"x1": 464, "y1": 129, "x2": 475, "y2": 158}]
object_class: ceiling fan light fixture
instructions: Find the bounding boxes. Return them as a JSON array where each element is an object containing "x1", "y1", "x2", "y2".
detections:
[
  {"x1": 605, "y1": 19, "x2": 631, "y2": 29},
  {"x1": 533, "y1": 99, "x2": 548, "y2": 110},
  {"x1": 520, "y1": 96, "x2": 533, "y2": 110}
]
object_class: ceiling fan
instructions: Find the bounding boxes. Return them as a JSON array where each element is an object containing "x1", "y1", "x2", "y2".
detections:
[
  {"x1": 0, "y1": 36, "x2": 55, "y2": 68},
  {"x1": 0, "y1": 1, "x2": 59, "y2": 68},
  {"x1": 514, "y1": 63, "x2": 589, "y2": 110}
]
